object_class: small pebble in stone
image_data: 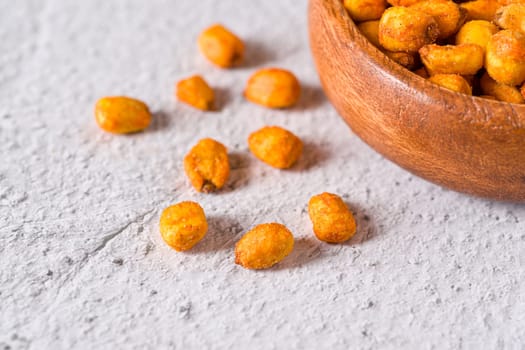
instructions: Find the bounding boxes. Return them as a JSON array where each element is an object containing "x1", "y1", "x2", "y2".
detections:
[{"x1": 112, "y1": 258, "x2": 124, "y2": 265}]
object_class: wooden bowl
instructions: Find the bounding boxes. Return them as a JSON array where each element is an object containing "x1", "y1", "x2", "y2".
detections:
[{"x1": 308, "y1": 0, "x2": 525, "y2": 201}]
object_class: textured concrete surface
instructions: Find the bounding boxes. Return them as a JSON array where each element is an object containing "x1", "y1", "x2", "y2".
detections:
[{"x1": 1, "y1": 1, "x2": 525, "y2": 349}]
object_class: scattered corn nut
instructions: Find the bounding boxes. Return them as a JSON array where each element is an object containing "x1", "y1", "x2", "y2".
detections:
[
  {"x1": 244, "y1": 68, "x2": 301, "y2": 109},
  {"x1": 198, "y1": 24, "x2": 244, "y2": 68},
  {"x1": 235, "y1": 223, "x2": 294, "y2": 270},
  {"x1": 184, "y1": 138, "x2": 230, "y2": 193},
  {"x1": 176, "y1": 75, "x2": 215, "y2": 111},
  {"x1": 94, "y1": 96, "x2": 151, "y2": 134},
  {"x1": 248, "y1": 126, "x2": 303, "y2": 169},
  {"x1": 308, "y1": 192, "x2": 357, "y2": 243},
  {"x1": 160, "y1": 201, "x2": 208, "y2": 251}
]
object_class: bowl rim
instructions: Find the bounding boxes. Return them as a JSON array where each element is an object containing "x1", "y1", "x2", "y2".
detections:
[{"x1": 324, "y1": 0, "x2": 525, "y2": 116}]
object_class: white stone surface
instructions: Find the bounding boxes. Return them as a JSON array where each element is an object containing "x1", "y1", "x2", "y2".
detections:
[{"x1": 1, "y1": 0, "x2": 525, "y2": 349}]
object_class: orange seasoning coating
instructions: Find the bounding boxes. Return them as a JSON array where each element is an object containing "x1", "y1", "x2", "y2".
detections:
[
  {"x1": 419, "y1": 44, "x2": 484, "y2": 75},
  {"x1": 248, "y1": 126, "x2": 303, "y2": 169},
  {"x1": 344, "y1": 0, "x2": 388, "y2": 22},
  {"x1": 94, "y1": 96, "x2": 151, "y2": 134},
  {"x1": 455, "y1": 20, "x2": 498, "y2": 52},
  {"x1": 428, "y1": 74, "x2": 473, "y2": 95},
  {"x1": 495, "y1": 4, "x2": 525, "y2": 32},
  {"x1": 357, "y1": 20, "x2": 382, "y2": 48},
  {"x1": 384, "y1": 51, "x2": 419, "y2": 69},
  {"x1": 387, "y1": 0, "x2": 423, "y2": 6},
  {"x1": 198, "y1": 24, "x2": 244, "y2": 68},
  {"x1": 235, "y1": 223, "x2": 294, "y2": 270},
  {"x1": 184, "y1": 138, "x2": 230, "y2": 193},
  {"x1": 176, "y1": 75, "x2": 215, "y2": 111},
  {"x1": 244, "y1": 68, "x2": 301, "y2": 108},
  {"x1": 460, "y1": 0, "x2": 501, "y2": 21},
  {"x1": 480, "y1": 72, "x2": 525, "y2": 103},
  {"x1": 378, "y1": 7, "x2": 440, "y2": 53},
  {"x1": 308, "y1": 192, "x2": 357, "y2": 243},
  {"x1": 410, "y1": 0, "x2": 467, "y2": 40},
  {"x1": 159, "y1": 201, "x2": 208, "y2": 252},
  {"x1": 485, "y1": 30, "x2": 525, "y2": 86}
]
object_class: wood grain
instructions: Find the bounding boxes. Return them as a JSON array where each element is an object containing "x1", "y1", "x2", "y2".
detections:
[{"x1": 309, "y1": 0, "x2": 525, "y2": 201}]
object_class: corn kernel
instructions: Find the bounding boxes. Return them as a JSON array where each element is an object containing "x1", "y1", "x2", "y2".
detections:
[
  {"x1": 497, "y1": 0, "x2": 525, "y2": 5},
  {"x1": 379, "y1": 7, "x2": 440, "y2": 53},
  {"x1": 198, "y1": 24, "x2": 244, "y2": 68},
  {"x1": 308, "y1": 192, "x2": 357, "y2": 243},
  {"x1": 184, "y1": 138, "x2": 230, "y2": 193},
  {"x1": 495, "y1": 4, "x2": 525, "y2": 33},
  {"x1": 485, "y1": 30, "x2": 525, "y2": 86},
  {"x1": 455, "y1": 20, "x2": 498, "y2": 52},
  {"x1": 460, "y1": 0, "x2": 500, "y2": 21},
  {"x1": 344, "y1": 0, "x2": 387, "y2": 22},
  {"x1": 160, "y1": 201, "x2": 208, "y2": 251},
  {"x1": 176, "y1": 75, "x2": 215, "y2": 111},
  {"x1": 410, "y1": 0, "x2": 467, "y2": 40},
  {"x1": 94, "y1": 96, "x2": 151, "y2": 134},
  {"x1": 428, "y1": 74, "x2": 473, "y2": 95},
  {"x1": 384, "y1": 51, "x2": 419, "y2": 69},
  {"x1": 387, "y1": 0, "x2": 423, "y2": 6},
  {"x1": 480, "y1": 72, "x2": 525, "y2": 103},
  {"x1": 419, "y1": 44, "x2": 484, "y2": 76},
  {"x1": 235, "y1": 223, "x2": 294, "y2": 270},
  {"x1": 248, "y1": 126, "x2": 303, "y2": 169},
  {"x1": 244, "y1": 68, "x2": 301, "y2": 109},
  {"x1": 357, "y1": 20, "x2": 381, "y2": 48}
]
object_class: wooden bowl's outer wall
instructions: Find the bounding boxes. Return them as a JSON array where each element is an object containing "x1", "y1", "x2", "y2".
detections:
[{"x1": 309, "y1": 0, "x2": 525, "y2": 201}]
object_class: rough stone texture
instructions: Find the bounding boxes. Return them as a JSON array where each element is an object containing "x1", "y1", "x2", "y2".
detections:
[{"x1": 1, "y1": 1, "x2": 525, "y2": 349}]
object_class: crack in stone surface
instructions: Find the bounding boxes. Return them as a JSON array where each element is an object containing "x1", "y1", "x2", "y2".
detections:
[
  {"x1": 90, "y1": 221, "x2": 135, "y2": 255},
  {"x1": 99, "y1": 210, "x2": 155, "y2": 257},
  {"x1": 12, "y1": 207, "x2": 159, "y2": 342},
  {"x1": 46, "y1": 208, "x2": 156, "y2": 308},
  {"x1": 88, "y1": 208, "x2": 155, "y2": 259}
]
